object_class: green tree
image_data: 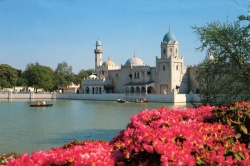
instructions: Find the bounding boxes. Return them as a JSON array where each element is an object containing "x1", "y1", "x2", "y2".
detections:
[
  {"x1": 0, "y1": 64, "x2": 18, "y2": 88},
  {"x1": 22, "y1": 62, "x2": 54, "y2": 92},
  {"x1": 78, "y1": 69, "x2": 89, "y2": 80},
  {"x1": 16, "y1": 77, "x2": 27, "y2": 86},
  {"x1": 54, "y1": 62, "x2": 74, "y2": 91},
  {"x1": 85, "y1": 69, "x2": 94, "y2": 76},
  {"x1": 66, "y1": 69, "x2": 95, "y2": 88},
  {"x1": 193, "y1": 14, "x2": 250, "y2": 105},
  {"x1": 72, "y1": 69, "x2": 92, "y2": 86},
  {"x1": 52, "y1": 72, "x2": 67, "y2": 91}
]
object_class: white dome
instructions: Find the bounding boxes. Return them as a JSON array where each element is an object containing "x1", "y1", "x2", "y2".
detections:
[
  {"x1": 125, "y1": 54, "x2": 144, "y2": 66},
  {"x1": 88, "y1": 75, "x2": 97, "y2": 79}
]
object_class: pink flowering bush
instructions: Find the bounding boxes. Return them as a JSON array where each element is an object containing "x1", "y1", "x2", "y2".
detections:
[
  {"x1": 1, "y1": 102, "x2": 250, "y2": 165},
  {"x1": 4, "y1": 141, "x2": 116, "y2": 166},
  {"x1": 111, "y1": 105, "x2": 250, "y2": 165}
]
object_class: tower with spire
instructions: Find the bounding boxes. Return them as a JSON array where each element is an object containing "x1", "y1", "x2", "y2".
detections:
[
  {"x1": 161, "y1": 26, "x2": 179, "y2": 59},
  {"x1": 94, "y1": 39, "x2": 103, "y2": 71},
  {"x1": 155, "y1": 26, "x2": 186, "y2": 94}
]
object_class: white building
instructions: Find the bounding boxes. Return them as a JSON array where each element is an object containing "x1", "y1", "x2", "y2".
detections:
[{"x1": 80, "y1": 29, "x2": 193, "y2": 95}]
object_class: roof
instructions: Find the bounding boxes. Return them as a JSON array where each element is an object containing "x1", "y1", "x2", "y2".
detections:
[
  {"x1": 96, "y1": 39, "x2": 101, "y2": 46},
  {"x1": 163, "y1": 31, "x2": 177, "y2": 43},
  {"x1": 102, "y1": 57, "x2": 116, "y2": 66},
  {"x1": 125, "y1": 53, "x2": 144, "y2": 66}
]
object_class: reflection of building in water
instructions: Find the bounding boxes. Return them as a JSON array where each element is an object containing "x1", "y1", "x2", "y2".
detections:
[{"x1": 80, "y1": 28, "x2": 198, "y2": 95}]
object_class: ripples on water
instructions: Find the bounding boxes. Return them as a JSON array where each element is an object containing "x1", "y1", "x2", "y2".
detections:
[{"x1": 0, "y1": 99, "x2": 191, "y2": 154}]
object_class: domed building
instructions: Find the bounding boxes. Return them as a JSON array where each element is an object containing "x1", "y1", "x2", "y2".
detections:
[
  {"x1": 102, "y1": 57, "x2": 116, "y2": 66},
  {"x1": 81, "y1": 28, "x2": 189, "y2": 96},
  {"x1": 163, "y1": 31, "x2": 177, "y2": 43},
  {"x1": 125, "y1": 53, "x2": 145, "y2": 66}
]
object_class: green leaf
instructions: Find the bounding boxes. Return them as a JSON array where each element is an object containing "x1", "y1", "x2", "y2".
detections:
[
  {"x1": 232, "y1": 121, "x2": 240, "y2": 125},
  {"x1": 240, "y1": 125, "x2": 248, "y2": 134},
  {"x1": 196, "y1": 160, "x2": 205, "y2": 165},
  {"x1": 234, "y1": 153, "x2": 241, "y2": 160},
  {"x1": 244, "y1": 112, "x2": 250, "y2": 117},
  {"x1": 238, "y1": 152, "x2": 245, "y2": 160},
  {"x1": 224, "y1": 149, "x2": 229, "y2": 155},
  {"x1": 236, "y1": 133, "x2": 241, "y2": 139}
]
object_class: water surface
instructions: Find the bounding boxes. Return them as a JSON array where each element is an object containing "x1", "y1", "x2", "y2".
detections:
[{"x1": 0, "y1": 99, "x2": 191, "y2": 154}]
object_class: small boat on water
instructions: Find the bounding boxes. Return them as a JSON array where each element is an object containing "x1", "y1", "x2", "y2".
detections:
[
  {"x1": 117, "y1": 98, "x2": 126, "y2": 103},
  {"x1": 30, "y1": 101, "x2": 53, "y2": 107},
  {"x1": 30, "y1": 104, "x2": 53, "y2": 107},
  {"x1": 135, "y1": 98, "x2": 148, "y2": 103}
]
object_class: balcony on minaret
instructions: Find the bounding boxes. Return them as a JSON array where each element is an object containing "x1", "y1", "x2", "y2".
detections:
[{"x1": 94, "y1": 49, "x2": 103, "y2": 53}]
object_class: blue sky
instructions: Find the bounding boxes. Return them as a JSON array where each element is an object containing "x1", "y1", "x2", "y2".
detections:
[{"x1": 0, "y1": 0, "x2": 249, "y2": 73}]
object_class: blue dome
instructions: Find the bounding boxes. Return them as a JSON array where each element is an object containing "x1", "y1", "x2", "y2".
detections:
[
  {"x1": 125, "y1": 56, "x2": 144, "y2": 66},
  {"x1": 96, "y1": 39, "x2": 101, "y2": 46},
  {"x1": 163, "y1": 31, "x2": 177, "y2": 43}
]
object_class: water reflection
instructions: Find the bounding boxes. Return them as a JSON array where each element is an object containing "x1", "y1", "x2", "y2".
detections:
[{"x1": 0, "y1": 99, "x2": 191, "y2": 154}]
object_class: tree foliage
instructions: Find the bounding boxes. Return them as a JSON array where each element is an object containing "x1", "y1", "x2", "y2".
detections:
[
  {"x1": 193, "y1": 14, "x2": 250, "y2": 105},
  {"x1": 54, "y1": 61, "x2": 74, "y2": 89},
  {"x1": 73, "y1": 69, "x2": 94, "y2": 85},
  {"x1": 0, "y1": 61, "x2": 93, "y2": 92},
  {"x1": 0, "y1": 64, "x2": 18, "y2": 88},
  {"x1": 22, "y1": 62, "x2": 54, "y2": 92}
]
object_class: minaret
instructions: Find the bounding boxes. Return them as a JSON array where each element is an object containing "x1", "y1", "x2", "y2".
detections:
[
  {"x1": 161, "y1": 26, "x2": 179, "y2": 59},
  {"x1": 94, "y1": 39, "x2": 103, "y2": 71}
]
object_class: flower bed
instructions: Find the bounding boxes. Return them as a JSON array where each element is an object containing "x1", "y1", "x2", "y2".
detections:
[{"x1": 1, "y1": 102, "x2": 250, "y2": 165}]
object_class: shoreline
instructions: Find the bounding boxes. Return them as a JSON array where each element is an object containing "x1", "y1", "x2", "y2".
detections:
[{"x1": 0, "y1": 92, "x2": 201, "y2": 103}]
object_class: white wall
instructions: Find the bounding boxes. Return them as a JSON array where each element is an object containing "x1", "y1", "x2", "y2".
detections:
[{"x1": 0, "y1": 92, "x2": 201, "y2": 103}]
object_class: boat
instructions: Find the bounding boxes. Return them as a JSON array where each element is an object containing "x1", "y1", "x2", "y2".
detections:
[
  {"x1": 30, "y1": 104, "x2": 53, "y2": 107},
  {"x1": 135, "y1": 98, "x2": 148, "y2": 103},
  {"x1": 117, "y1": 98, "x2": 126, "y2": 103}
]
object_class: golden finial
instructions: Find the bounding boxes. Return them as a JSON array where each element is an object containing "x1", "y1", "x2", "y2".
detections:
[{"x1": 134, "y1": 50, "x2": 136, "y2": 57}]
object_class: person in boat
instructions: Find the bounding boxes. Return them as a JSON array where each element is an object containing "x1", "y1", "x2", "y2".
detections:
[
  {"x1": 37, "y1": 101, "x2": 40, "y2": 105},
  {"x1": 42, "y1": 101, "x2": 46, "y2": 105}
]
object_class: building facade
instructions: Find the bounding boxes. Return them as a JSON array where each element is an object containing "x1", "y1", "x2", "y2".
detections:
[{"x1": 80, "y1": 29, "x2": 197, "y2": 95}]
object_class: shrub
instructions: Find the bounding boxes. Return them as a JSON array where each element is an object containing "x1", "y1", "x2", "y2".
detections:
[
  {"x1": 208, "y1": 102, "x2": 250, "y2": 146},
  {"x1": 111, "y1": 105, "x2": 250, "y2": 165},
  {"x1": 0, "y1": 152, "x2": 20, "y2": 165}
]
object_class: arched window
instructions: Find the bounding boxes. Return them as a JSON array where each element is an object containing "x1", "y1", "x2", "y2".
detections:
[
  {"x1": 135, "y1": 87, "x2": 140, "y2": 94},
  {"x1": 170, "y1": 48, "x2": 172, "y2": 52},
  {"x1": 130, "y1": 87, "x2": 135, "y2": 93},
  {"x1": 176, "y1": 65, "x2": 178, "y2": 70},
  {"x1": 163, "y1": 48, "x2": 166, "y2": 54},
  {"x1": 176, "y1": 48, "x2": 178, "y2": 54},
  {"x1": 85, "y1": 87, "x2": 89, "y2": 94},
  {"x1": 134, "y1": 72, "x2": 140, "y2": 79},
  {"x1": 163, "y1": 65, "x2": 165, "y2": 70},
  {"x1": 141, "y1": 87, "x2": 146, "y2": 94},
  {"x1": 125, "y1": 87, "x2": 129, "y2": 94}
]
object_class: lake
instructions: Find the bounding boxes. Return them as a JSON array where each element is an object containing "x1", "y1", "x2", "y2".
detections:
[{"x1": 0, "y1": 99, "x2": 191, "y2": 154}]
